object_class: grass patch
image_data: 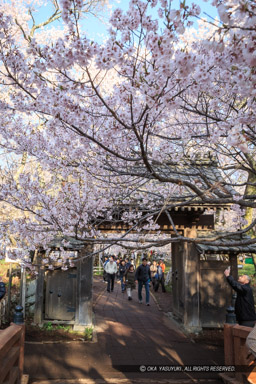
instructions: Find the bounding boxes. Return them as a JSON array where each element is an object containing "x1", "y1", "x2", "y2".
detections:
[
  {"x1": 238, "y1": 264, "x2": 256, "y2": 287},
  {"x1": 43, "y1": 321, "x2": 54, "y2": 331},
  {"x1": 238, "y1": 264, "x2": 255, "y2": 276},
  {"x1": 56, "y1": 324, "x2": 71, "y2": 331},
  {"x1": 42, "y1": 322, "x2": 73, "y2": 332},
  {"x1": 84, "y1": 326, "x2": 93, "y2": 341},
  {"x1": 41, "y1": 322, "x2": 93, "y2": 340},
  {"x1": 93, "y1": 270, "x2": 103, "y2": 276}
]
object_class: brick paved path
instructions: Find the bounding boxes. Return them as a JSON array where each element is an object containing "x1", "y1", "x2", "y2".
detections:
[{"x1": 25, "y1": 277, "x2": 224, "y2": 383}]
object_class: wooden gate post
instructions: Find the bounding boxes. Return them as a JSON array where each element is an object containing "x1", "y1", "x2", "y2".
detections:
[
  {"x1": 74, "y1": 244, "x2": 93, "y2": 330},
  {"x1": 183, "y1": 226, "x2": 201, "y2": 330},
  {"x1": 34, "y1": 267, "x2": 45, "y2": 325}
]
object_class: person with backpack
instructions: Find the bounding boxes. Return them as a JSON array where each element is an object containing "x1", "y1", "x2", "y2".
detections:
[
  {"x1": 154, "y1": 261, "x2": 166, "y2": 293},
  {"x1": 0, "y1": 276, "x2": 6, "y2": 300},
  {"x1": 135, "y1": 257, "x2": 151, "y2": 305}
]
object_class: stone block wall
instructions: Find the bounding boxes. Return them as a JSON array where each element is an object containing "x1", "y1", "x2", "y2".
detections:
[{"x1": 25, "y1": 279, "x2": 37, "y2": 316}]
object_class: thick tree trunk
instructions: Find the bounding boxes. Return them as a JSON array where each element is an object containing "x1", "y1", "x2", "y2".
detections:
[{"x1": 244, "y1": 156, "x2": 256, "y2": 273}]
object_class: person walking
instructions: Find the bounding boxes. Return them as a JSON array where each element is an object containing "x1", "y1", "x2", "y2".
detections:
[
  {"x1": 159, "y1": 259, "x2": 166, "y2": 274},
  {"x1": 105, "y1": 256, "x2": 117, "y2": 292},
  {"x1": 102, "y1": 255, "x2": 109, "y2": 283},
  {"x1": 125, "y1": 264, "x2": 136, "y2": 300},
  {"x1": 224, "y1": 268, "x2": 256, "y2": 327},
  {"x1": 160, "y1": 259, "x2": 166, "y2": 284},
  {"x1": 115, "y1": 258, "x2": 121, "y2": 280},
  {"x1": 119, "y1": 259, "x2": 127, "y2": 292},
  {"x1": 150, "y1": 260, "x2": 157, "y2": 289},
  {"x1": 154, "y1": 261, "x2": 166, "y2": 293},
  {"x1": 125, "y1": 258, "x2": 131, "y2": 270},
  {"x1": 135, "y1": 257, "x2": 151, "y2": 305}
]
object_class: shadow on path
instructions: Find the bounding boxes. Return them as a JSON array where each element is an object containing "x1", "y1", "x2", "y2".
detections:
[{"x1": 25, "y1": 277, "x2": 224, "y2": 383}]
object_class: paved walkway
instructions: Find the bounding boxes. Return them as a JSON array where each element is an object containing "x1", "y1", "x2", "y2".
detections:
[{"x1": 25, "y1": 277, "x2": 224, "y2": 383}]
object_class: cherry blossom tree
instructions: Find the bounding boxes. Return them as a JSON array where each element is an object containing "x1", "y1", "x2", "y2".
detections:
[{"x1": 0, "y1": 0, "x2": 255, "y2": 266}]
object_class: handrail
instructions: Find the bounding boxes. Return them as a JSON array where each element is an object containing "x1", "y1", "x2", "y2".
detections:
[{"x1": 0, "y1": 323, "x2": 25, "y2": 384}]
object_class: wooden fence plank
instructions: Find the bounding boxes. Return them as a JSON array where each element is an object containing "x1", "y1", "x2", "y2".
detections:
[
  {"x1": 0, "y1": 325, "x2": 22, "y2": 360},
  {"x1": 0, "y1": 346, "x2": 20, "y2": 383},
  {"x1": 224, "y1": 324, "x2": 256, "y2": 383},
  {"x1": 18, "y1": 325, "x2": 25, "y2": 381},
  {"x1": 2, "y1": 367, "x2": 19, "y2": 384},
  {"x1": 224, "y1": 323, "x2": 235, "y2": 367},
  {"x1": 0, "y1": 323, "x2": 25, "y2": 384}
]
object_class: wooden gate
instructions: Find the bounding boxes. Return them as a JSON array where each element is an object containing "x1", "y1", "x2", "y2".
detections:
[
  {"x1": 172, "y1": 242, "x2": 185, "y2": 319},
  {"x1": 200, "y1": 259, "x2": 231, "y2": 327},
  {"x1": 45, "y1": 269, "x2": 77, "y2": 321}
]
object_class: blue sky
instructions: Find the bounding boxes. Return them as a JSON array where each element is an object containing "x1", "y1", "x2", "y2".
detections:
[
  {"x1": 33, "y1": 0, "x2": 218, "y2": 43},
  {"x1": 85, "y1": 0, "x2": 218, "y2": 41}
]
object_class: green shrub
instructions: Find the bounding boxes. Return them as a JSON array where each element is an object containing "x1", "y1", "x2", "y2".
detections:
[
  {"x1": 84, "y1": 326, "x2": 93, "y2": 341},
  {"x1": 43, "y1": 322, "x2": 53, "y2": 331}
]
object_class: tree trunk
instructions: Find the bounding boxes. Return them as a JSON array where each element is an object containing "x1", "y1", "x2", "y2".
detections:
[{"x1": 244, "y1": 156, "x2": 256, "y2": 273}]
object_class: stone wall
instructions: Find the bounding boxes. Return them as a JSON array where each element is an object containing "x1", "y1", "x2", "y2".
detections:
[{"x1": 25, "y1": 279, "x2": 37, "y2": 316}]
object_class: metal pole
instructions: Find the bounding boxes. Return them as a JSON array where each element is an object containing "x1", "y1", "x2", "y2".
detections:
[
  {"x1": 19, "y1": 266, "x2": 26, "y2": 320},
  {"x1": 19, "y1": 266, "x2": 23, "y2": 306},
  {"x1": 22, "y1": 266, "x2": 26, "y2": 320},
  {"x1": 99, "y1": 253, "x2": 102, "y2": 274}
]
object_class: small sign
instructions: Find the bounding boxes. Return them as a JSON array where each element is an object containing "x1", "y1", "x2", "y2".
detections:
[
  {"x1": 49, "y1": 250, "x2": 78, "y2": 260},
  {"x1": 62, "y1": 251, "x2": 78, "y2": 259}
]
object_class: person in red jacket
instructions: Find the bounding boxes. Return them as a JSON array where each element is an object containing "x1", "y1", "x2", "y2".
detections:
[
  {"x1": 157, "y1": 259, "x2": 166, "y2": 293},
  {"x1": 159, "y1": 259, "x2": 166, "y2": 273}
]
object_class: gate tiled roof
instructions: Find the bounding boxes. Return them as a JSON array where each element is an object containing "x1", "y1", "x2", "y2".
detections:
[{"x1": 196, "y1": 234, "x2": 256, "y2": 254}]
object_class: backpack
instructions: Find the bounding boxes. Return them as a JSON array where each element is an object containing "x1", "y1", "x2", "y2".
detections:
[{"x1": 0, "y1": 282, "x2": 6, "y2": 300}]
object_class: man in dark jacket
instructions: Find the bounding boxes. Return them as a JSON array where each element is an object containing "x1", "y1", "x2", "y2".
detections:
[
  {"x1": 135, "y1": 257, "x2": 151, "y2": 305},
  {"x1": 224, "y1": 268, "x2": 256, "y2": 327},
  {"x1": 119, "y1": 259, "x2": 127, "y2": 292}
]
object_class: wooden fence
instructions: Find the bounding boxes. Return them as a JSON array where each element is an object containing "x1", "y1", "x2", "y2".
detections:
[
  {"x1": 0, "y1": 323, "x2": 25, "y2": 384},
  {"x1": 223, "y1": 323, "x2": 256, "y2": 384},
  {"x1": 93, "y1": 265, "x2": 103, "y2": 275}
]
